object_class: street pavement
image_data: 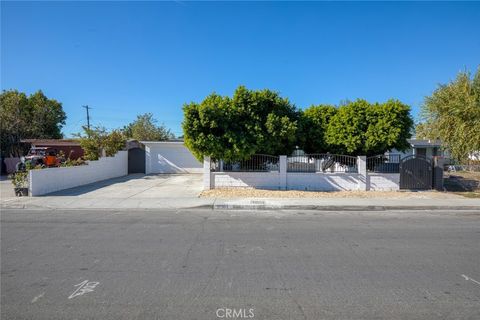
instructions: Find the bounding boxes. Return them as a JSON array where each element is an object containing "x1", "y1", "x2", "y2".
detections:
[{"x1": 1, "y1": 208, "x2": 480, "y2": 319}]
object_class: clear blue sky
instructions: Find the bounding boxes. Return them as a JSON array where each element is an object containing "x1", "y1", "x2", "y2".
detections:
[{"x1": 2, "y1": 1, "x2": 479, "y2": 138}]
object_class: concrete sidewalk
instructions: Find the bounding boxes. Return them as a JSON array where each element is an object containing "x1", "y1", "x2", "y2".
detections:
[
  {"x1": 2, "y1": 194, "x2": 480, "y2": 211},
  {"x1": 212, "y1": 197, "x2": 480, "y2": 211}
]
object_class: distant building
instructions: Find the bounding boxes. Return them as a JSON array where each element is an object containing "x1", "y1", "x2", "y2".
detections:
[
  {"x1": 21, "y1": 139, "x2": 84, "y2": 160},
  {"x1": 389, "y1": 139, "x2": 450, "y2": 159}
]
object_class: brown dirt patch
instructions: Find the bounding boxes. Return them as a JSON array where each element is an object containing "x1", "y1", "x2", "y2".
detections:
[{"x1": 444, "y1": 171, "x2": 480, "y2": 198}]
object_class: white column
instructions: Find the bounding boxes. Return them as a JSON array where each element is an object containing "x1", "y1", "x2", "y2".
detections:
[
  {"x1": 279, "y1": 155, "x2": 287, "y2": 190},
  {"x1": 357, "y1": 156, "x2": 368, "y2": 191},
  {"x1": 29, "y1": 169, "x2": 34, "y2": 197},
  {"x1": 145, "y1": 146, "x2": 151, "y2": 174},
  {"x1": 203, "y1": 156, "x2": 211, "y2": 190}
]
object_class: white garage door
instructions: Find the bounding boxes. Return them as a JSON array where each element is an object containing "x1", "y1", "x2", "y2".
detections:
[{"x1": 143, "y1": 142, "x2": 203, "y2": 174}]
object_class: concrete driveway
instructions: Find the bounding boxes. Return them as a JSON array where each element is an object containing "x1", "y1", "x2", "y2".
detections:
[
  {"x1": 1, "y1": 177, "x2": 15, "y2": 199},
  {"x1": 48, "y1": 173, "x2": 203, "y2": 198}
]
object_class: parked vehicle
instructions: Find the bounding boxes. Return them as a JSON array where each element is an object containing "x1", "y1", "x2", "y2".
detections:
[{"x1": 15, "y1": 147, "x2": 63, "y2": 171}]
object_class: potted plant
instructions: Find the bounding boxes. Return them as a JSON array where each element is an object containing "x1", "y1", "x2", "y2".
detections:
[{"x1": 10, "y1": 170, "x2": 29, "y2": 196}]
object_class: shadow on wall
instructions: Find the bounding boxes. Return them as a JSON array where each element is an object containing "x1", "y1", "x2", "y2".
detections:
[
  {"x1": 157, "y1": 155, "x2": 189, "y2": 173},
  {"x1": 212, "y1": 172, "x2": 366, "y2": 191},
  {"x1": 287, "y1": 173, "x2": 361, "y2": 191}
]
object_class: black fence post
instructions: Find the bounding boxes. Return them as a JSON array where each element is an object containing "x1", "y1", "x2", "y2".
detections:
[{"x1": 432, "y1": 156, "x2": 444, "y2": 191}]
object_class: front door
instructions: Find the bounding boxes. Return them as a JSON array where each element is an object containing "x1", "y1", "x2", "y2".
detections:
[{"x1": 128, "y1": 148, "x2": 145, "y2": 174}]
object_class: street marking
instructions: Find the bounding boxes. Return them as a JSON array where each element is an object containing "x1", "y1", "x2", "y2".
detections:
[
  {"x1": 461, "y1": 274, "x2": 480, "y2": 286},
  {"x1": 68, "y1": 280, "x2": 99, "y2": 299},
  {"x1": 31, "y1": 292, "x2": 44, "y2": 303}
]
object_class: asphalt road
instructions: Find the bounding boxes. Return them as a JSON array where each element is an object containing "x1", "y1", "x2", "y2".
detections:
[{"x1": 1, "y1": 209, "x2": 480, "y2": 320}]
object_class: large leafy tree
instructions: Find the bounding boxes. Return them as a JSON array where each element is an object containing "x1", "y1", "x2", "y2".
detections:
[
  {"x1": 299, "y1": 105, "x2": 337, "y2": 153},
  {"x1": 365, "y1": 99, "x2": 413, "y2": 154},
  {"x1": 28, "y1": 91, "x2": 66, "y2": 139},
  {"x1": 183, "y1": 93, "x2": 255, "y2": 161},
  {"x1": 76, "y1": 126, "x2": 126, "y2": 160},
  {"x1": 123, "y1": 113, "x2": 174, "y2": 141},
  {"x1": 326, "y1": 99, "x2": 413, "y2": 155},
  {"x1": 0, "y1": 90, "x2": 66, "y2": 157},
  {"x1": 231, "y1": 86, "x2": 299, "y2": 155},
  {"x1": 182, "y1": 86, "x2": 299, "y2": 161},
  {"x1": 417, "y1": 68, "x2": 480, "y2": 162}
]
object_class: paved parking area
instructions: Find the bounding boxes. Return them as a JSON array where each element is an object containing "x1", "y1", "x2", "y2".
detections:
[{"x1": 47, "y1": 173, "x2": 203, "y2": 198}]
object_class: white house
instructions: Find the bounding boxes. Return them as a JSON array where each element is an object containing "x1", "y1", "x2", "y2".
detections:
[{"x1": 389, "y1": 139, "x2": 449, "y2": 159}]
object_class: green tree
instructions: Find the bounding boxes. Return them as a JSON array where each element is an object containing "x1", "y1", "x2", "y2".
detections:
[
  {"x1": 231, "y1": 86, "x2": 299, "y2": 155},
  {"x1": 299, "y1": 105, "x2": 337, "y2": 153},
  {"x1": 123, "y1": 113, "x2": 174, "y2": 141},
  {"x1": 365, "y1": 99, "x2": 413, "y2": 154},
  {"x1": 76, "y1": 126, "x2": 126, "y2": 160},
  {"x1": 417, "y1": 68, "x2": 480, "y2": 162},
  {"x1": 182, "y1": 86, "x2": 299, "y2": 161},
  {"x1": 0, "y1": 90, "x2": 29, "y2": 157},
  {"x1": 183, "y1": 93, "x2": 251, "y2": 161},
  {"x1": 28, "y1": 91, "x2": 66, "y2": 139},
  {"x1": 0, "y1": 90, "x2": 66, "y2": 157},
  {"x1": 77, "y1": 126, "x2": 107, "y2": 160},
  {"x1": 103, "y1": 130, "x2": 127, "y2": 157},
  {"x1": 326, "y1": 99, "x2": 413, "y2": 155},
  {"x1": 325, "y1": 99, "x2": 370, "y2": 154}
]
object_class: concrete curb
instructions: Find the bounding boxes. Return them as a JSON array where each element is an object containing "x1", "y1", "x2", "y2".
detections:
[
  {"x1": 2, "y1": 203, "x2": 480, "y2": 211},
  {"x1": 213, "y1": 204, "x2": 480, "y2": 211},
  {"x1": 2, "y1": 198, "x2": 480, "y2": 212}
]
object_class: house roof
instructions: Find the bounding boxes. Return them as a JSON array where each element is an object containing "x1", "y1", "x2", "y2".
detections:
[
  {"x1": 407, "y1": 139, "x2": 442, "y2": 147},
  {"x1": 140, "y1": 139, "x2": 184, "y2": 145},
  {"x1": 21, "y1": 139, "x2": 81, "y2": 147}
]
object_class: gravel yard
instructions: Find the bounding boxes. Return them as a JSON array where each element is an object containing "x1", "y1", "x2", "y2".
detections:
[{"x1": 200, "y1": 188, "x2": 463, "y2": 199}]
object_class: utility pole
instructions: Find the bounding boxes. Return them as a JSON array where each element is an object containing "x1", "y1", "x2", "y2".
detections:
[{"x1": 82, "y1": 105, "x2": 91, "y2": 131}]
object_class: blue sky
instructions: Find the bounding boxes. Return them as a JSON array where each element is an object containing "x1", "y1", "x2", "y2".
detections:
[{"x1": 2, "y1": 1, "x2": 479, "y2": 138}]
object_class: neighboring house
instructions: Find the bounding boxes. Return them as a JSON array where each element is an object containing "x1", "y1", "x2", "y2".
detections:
[
  {"x1": 21, "y1": 139, "x2": 84, "y2": 160},
  {"x1": 388, "y1": 139, "x2": 449, "y2": 159}
]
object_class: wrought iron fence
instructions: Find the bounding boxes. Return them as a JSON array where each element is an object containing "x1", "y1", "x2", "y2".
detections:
[
  {"x1": 287, "y1": 153, "x2": 358, "y2": 173},
  {"x1": 367, "y1": 154, "x2": 401, "y2": 173},
  {"x1": 211, "y1": 154, "x2": 280, "y2": 172},
  {"x1": 444, "y1": 158, "x2": 480, "y2": 172}
]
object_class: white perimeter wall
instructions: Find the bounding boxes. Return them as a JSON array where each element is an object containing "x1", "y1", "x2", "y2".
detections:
[
  {"x1": 211, "y1": 172, "x2": 400, "y2": 191},
  {"x1": 29, "y1": 151, "x2": 128, "y2": 196},
  {"x1": 368, "y1": 173, "x2": 400, "y2": 191},
  {"x1": 144, "y1": 142, "x2": 202, "y2": 174},
  {"x1": 287, "y1": 173, "x2": 362, "y2": 191},
  {"x1": 212, "y1": 172, "x2": 281, "y2": 189}
]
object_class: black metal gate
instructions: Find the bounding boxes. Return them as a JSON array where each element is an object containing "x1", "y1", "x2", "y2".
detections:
[
  {"x1": 128, "y1": 147, "x2": 145, "y2": 174},
  {"x1": 399, "y1": 155, "x2": 433, "y2": 190}
]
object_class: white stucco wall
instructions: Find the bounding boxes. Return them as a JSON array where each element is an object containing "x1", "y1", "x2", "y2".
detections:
[
  {"x1": 211, "y1": 172, "x2": 366, "y2": 191},
  {"x1": 143, "y1": 142, "x2": 202, "y2": 174},
  {"x1": 211, "y1": 172, "x2": 281, "y2": 189},
  {"x1": 287, "y1": 173, "x2": 362, "y2": 191},
  {"x1": 368, "y1": 173, "x2": 400, "y2": 191},
  {"x1": 210, "y1": 171, "x2": 399, "y2": 191},
  {"x1": 29, "y1": 151, "x2": 128, "y2": 196}
]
